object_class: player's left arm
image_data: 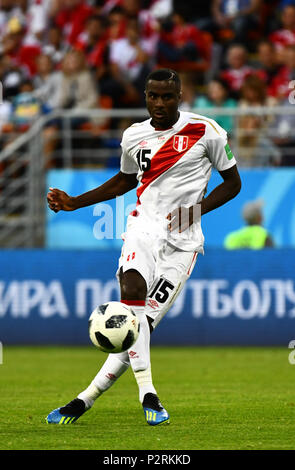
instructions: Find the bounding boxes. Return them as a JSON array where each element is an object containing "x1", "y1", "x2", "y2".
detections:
[
  {"x1": 201, "y1": 164, "x2": 241, "y2": 216},
  {"x1": 167, "y1": 165, "x2": 241, "y2": 232}
]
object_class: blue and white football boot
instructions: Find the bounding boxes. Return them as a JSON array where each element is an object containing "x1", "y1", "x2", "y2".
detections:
[
  {"x1": 46, "y1": 398, "x2": 87, "y2": 424},
  {"x1": 142, "y1": 393, "x2": 170, "y2": 426}
]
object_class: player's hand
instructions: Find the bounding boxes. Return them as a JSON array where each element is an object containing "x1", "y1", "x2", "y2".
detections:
[
  {"x1": 167, "y1": 204, "x2": 201, "y2": 233},
  {"x1": 47, "y1": 187, "x2": 76, "y2": 212}
]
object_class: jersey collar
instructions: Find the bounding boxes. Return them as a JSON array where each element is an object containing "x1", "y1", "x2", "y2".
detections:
[{"x1": 149, "y1": 111, "x2": 183, "y2": 131}]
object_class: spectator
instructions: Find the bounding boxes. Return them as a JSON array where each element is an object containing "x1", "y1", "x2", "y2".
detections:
[
  {"x1": 121, "y1": 0, "x2": 141, "y2": 17},
  {"x1": 269, "y1": 5, "x2": 295, "y2": 63},
  {"x1": 75, "y1": 15, "x2": 109, "y2": 72},
  {"x1": 0, "y1": 78, "x2": 47, "y2": 184},
  {"x1": 236, "y1": 113, "x2": 281, "y2": 167},
  {"x1": 172, "y1": 1, "x2": 214, "y2": 33},
  {"x1": 106, "y1": 1, "x2": 159, "y2": 51},
  {"x1": 254, "y1": 40, "x2": 281, "y2": 94},
  {"x1": 269, "y1": 44, "x2": 295, "y2": 99},
  {"x1": 270, "y1": 98, "x2": 295, "y2": 166},
  {"x1": 10, "y1": 79, "x2": 48, "y2": 131},
  {"x1": 193, "y1": 78, "x2": 237, "y2": 134},
  {"x1": 0, "y1": 0, "x2": 291, "y2": 172},
  {"x1": 43, "y1": 49, "x2": 98, "y2": 166},
  {"x1": 107, "y1": 6, "x2": 127, "y2": 40},
  {"x1": 156, "y1": 10, "x2": 212, "y2": 74},
  {"x1": 47, "y1": 0, "x2": 63, "y2": 19},
  {"x1": 55, "y1": 49, "x2": 98, "y2": 111},
  {"x1": 220, "y1": 44, "x2": 255, "y2": 96},
  {"x1": 240, "y1": 74, "x2": 273, "y2": 106},
  {"x1": 1, "y1": 16, "x2": 41, "y2": 76},
  {"x1": 137, "y1": 3, "x2": 160, "y2": 58},
  {"x1": 54, "y1": 0, "x2": 94, "y2": 46},
  {"x1": 42, "y1": 25, "x2": 67, "y2": 66},
  {"x1": 33, "y1": 54, "x2": 62, "y2": 109},
  {"x1": 1, "y1": 78, "x2": 48, "y2": 150},
  {"x1": 0, "y1": 52, "x2": 25, "y2": 100},
  {"x1": 0, "y1": 0, "x2": 19, "y2": 41},
  {"x1": 109, "y1": 18, "x2": 153, "y2": 106},
  {"x1": 238, "y1": 69, "x2": 280, "y2": 158},
  {"x1": 239, "y1": 74, "x2": 277, "y2": 128},
  {"x1": 178, "y1": 73, "x2": 198, "y2": 111},
  {"x1": 14, "y1": 0, "x2": 48, "y2": 46},
  {"x1": 212, "y1": 0, "x2": 262, "y2": 45},
  {"x1": 224, "y1": 199, "x2": 274, "y2": 249}
]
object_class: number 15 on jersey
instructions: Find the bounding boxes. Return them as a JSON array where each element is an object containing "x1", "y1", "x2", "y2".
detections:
[{"x1": 136, "y1": 149, "x2": 151, "y2": 172}]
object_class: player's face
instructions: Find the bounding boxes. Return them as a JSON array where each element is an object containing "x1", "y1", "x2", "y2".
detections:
[{"x1": 145, "y1": 80, "x2": 181, "y2": 129}]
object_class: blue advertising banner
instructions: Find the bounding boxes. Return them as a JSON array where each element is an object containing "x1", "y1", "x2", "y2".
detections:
[
  {"x1": 46, "y1": 168, "x2": 295, "y2": 248},
  {"x1": 0, "y1": 249, "x2": 294, "y2": 346}
]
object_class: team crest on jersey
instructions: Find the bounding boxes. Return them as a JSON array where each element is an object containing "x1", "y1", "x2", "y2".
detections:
[{"x1": 173, "y1": 135, "x2": 188, "y2": 152}]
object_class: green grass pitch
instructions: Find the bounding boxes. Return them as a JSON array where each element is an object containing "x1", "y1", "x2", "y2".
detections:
[{"x1": 1, "y1": 345, "x2": 295, "y2": 450}]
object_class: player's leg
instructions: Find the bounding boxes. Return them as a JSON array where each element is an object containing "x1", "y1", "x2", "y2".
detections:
[
  {"x1": 46, "y1": 266, "x2": 165, "y2": 426},
  {"x1": 74, "y1": 246, "x2": 197, "y2": 426},
  {"x1": 120, "y1": 269, "x2": 154, "y2": 402},
  {"x1": 46, "y1": 348, "x2": 131, "y2": 423},
  {"x1": 119, "y1": 268, "x2": 169, "y2": 426},
  {"x1": 75, "y1": 244, "x2": 197, "y2": 426},
  {"x1": 73, "y1": 268, "x2": 151, "y2": 414},
  {"x1": 145, "y1": 245, "x2": 198, "y2": 333},
  {"x1": 46, "y1": 233, "x2": 162, "y2": 425}
]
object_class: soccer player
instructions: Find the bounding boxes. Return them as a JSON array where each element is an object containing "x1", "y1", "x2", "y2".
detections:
[{"x1": 46, "y1": 68, "x2": 241, "y2": 426}]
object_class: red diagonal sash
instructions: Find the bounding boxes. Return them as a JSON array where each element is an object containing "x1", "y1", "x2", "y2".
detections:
[{"x1": 136, "y1": 123, "x2": 205, "y2": 203}]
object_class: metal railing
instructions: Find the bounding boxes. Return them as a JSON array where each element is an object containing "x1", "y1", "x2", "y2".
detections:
[{"x1": 0, "y1": 105, "x2": 295, "y2": 247}]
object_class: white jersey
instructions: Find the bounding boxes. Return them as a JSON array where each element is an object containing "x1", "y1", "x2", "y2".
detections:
[{"x1": 120, "y1": 110, "x2": 237, "y2": 252}]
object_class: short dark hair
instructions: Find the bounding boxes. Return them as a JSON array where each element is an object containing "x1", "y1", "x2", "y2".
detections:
[{"x1": 145, "y1": 68, "x2": 181, "y2": 91}]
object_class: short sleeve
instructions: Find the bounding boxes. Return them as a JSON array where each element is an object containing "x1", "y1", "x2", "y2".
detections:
[
  {"x1": 206, "y1": 124, "x2": 237, "y2": 172},
  {"x1": 120, "y1": 131, "x2": 138, "y2": 174}
]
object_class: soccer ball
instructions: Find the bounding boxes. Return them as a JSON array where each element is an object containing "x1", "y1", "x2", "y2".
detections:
[{"x1": 88, "y1": 301, "x2": 140, "y2": 353}]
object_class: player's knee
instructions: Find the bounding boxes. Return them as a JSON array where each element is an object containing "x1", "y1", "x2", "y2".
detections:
[
  {"x1": 115, "y1": 351, "x2": 130, "y2": 368},
  {"x1": 120, "y1": 269, "x2": 147, "y2": 300}
]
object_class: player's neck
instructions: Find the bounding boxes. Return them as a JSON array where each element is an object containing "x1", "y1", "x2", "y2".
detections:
[{"x1": 151, "y1": 111, "x2": 180, "y2": 131}]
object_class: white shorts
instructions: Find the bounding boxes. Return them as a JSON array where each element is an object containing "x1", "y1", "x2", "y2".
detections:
[{"x1": 117, "y1": 231, "x2": 198, "y2": 328}]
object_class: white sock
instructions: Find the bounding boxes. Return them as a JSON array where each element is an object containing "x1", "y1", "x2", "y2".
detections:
[
  {"x1": 125, "y1": 302, "x2": 157, "y2": 403},
  {"x1": 78, "y1": 351, "x2": 129, "y2": 409},
  {"x1": 134, "y1": 365, "x2": 156, "y2": 403},
  {"x1": 77, "y1": 382, "x2": 101, "y2": 410}
]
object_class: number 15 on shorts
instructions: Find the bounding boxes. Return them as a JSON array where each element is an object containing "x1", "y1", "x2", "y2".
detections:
[{"x1": 149, "y1": 278, "x2": 174, "y2": 304}]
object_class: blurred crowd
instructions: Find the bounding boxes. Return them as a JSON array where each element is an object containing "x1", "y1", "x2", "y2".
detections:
[{"x1": 1, "y1": 0, "x2": 295, "y2": 167}]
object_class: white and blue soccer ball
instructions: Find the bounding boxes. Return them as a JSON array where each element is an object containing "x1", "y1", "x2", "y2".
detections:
[{"x1": 88, "y1": 301, "x2": 140, "y2": 353}]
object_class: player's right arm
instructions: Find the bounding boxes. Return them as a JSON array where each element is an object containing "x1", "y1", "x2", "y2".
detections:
[
  {"x1": 48, "y1": 128, "x2": 139, "y2": 213},
  {"x1": 47, "y1": 171, "x2": 138, "y2": 212}
]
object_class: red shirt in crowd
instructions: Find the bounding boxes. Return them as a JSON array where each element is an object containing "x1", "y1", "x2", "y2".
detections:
[
  {"x1": 268, "y1": 65, "x2": 295, "y2": 98},
  {"x1": 8, "y1": 44, "x2": 41, "y2": 76},
  {"x1": 269, "y1": 29, "x2": 295, "y2": 52},
  {"x1": 160, "y1": 22, "x2": 209, "y2": 61},
  {"x1": 220, "y1": 66, "x2": 254, "y2": 91},
  {"x1": 55, "y1": 1, "x2": 94, "y2": 46},
  {"x1": 75, "y1": 35, "x2": 108, "y2": 68}
]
